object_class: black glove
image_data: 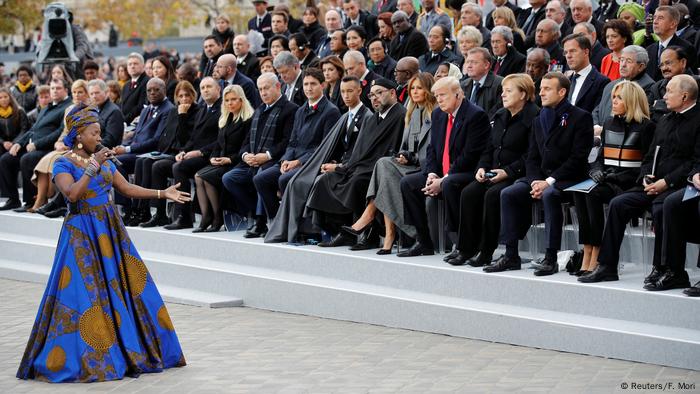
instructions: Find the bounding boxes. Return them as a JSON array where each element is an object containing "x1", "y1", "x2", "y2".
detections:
[
  {"x1": 589, "y1": 169, "x2": 605, "y2": 184},
  {"x1": 397, "y1": 150, "x2": 416, "y2": 166}
]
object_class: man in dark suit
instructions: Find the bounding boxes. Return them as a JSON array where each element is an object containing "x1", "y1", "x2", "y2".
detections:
[
  {"x1": 289, "y1": 33, "x2": 320, "y2": 71},
  {"x1": 581, "y1": 75, "x2": 700, "y2": 287},
  {"x1": 419, "y1": 24, "x2": 458, "y2": 75},
  {"x1": 216, "y1": 54, "x2": 262, "y2": 108},
  {"x1": 397, "y1": 0, "x2": 418, "y2": 26},
  {"x1": 344, "y1": 50, "x2": 379, "y2": 110},
  {"x1": 343, "y1": 0, "x2": 377, "y2": 38},
  {"x1": 461, "y1": 47, "x2": 504, "y2": 120},
  {"x1": 253, "y1": 68, "x2": 341, "y2": 223},
  {"x1": 394, "y1": 56, "x2": 419, "y2": 104},
  {"x1": 563, "y1": 33, "x2": 610, "y2": 113},
  {"x1": 233, "y1": 34, "x2": 261, "y2": 82},
  {"x1": 518, "y1": 0, "x2": 547, "y2": 44},
  {"x1": 567, "y1": 0, "x2": 605, "y2": 44},
  {"x1": 274, "y1": 51, "x2": 306, "y2": 107},
  {"x1": 491, "y1": 26, "x2": 526, "y2": 77},
  {"x1": 367, "y1": 38, "x2": 397, "y2": 79},
  {"x1": 0, "y1": 79, "x2": 71, "y2": 211},
  {"x1": 317, "y1": 10, "x2": 344, "y2": 58},
  {"x1": 647, "y1": 46, "x2": 695, "y2": 122},
  {"x1": 646, "y1": 5, "x2": 698, "y2": 81},
  {"x1": 389, "y1": 11, "x2": 429, "y2": 60},
  {"x1": 371, "y1": 0, "x2": 397, "y2": 15},
  {"x1": 495, "y1": 72, "x2": 593, "y2": 275},
  {"x1": 486, "y1": 0, "x2": 519, "y2": 30},
  {"x1": 595, "y1": 0, "x2": 620, "y2": 26},
  {"x1": 270, "y1": 11, "x2": 292, "y2": 38},
  {"x1": 461, "y1": 3, "x2": 491, "y2": 49},
  {"x1": 222, "y1": 73, "x2": 299, "y2": 238},
  {"x1": 87, "y1": 79, "x2": 124, "y2": 148},
  {"x1": 535, "y1": 19, "x2": 566, "y2": 69},
  {"x1": 113, "y1": 78, "x2": 175, "y2": 221},
  {"x1": 398, "y1": 76, "x2": 491, "y2": 257},
  {"x1": 573, "y1": 21, "x2": 611, "y2": 71},
  {"x1": 121, "y1": 52, "x2": 149, "y2": 125},
  {"x1": 248, "y1": 0, "x2": 273, "y2": 47},
  {"x1": 198, "y1": 35, "x2": 224, "y2": 79}
]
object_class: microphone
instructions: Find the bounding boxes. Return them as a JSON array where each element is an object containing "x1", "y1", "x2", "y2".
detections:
[{"x1": 95, "y1": 143, "x2": 122, "y2": 166}]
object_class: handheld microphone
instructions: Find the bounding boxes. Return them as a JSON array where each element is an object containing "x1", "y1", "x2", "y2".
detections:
[{"x1": 95, "y1": 143, "x2": 122, "y2": 166}]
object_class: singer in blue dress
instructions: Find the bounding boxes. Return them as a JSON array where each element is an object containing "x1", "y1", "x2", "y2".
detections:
[{"x1": 17, "y1": 104, "x2": 191, "y2": 382}]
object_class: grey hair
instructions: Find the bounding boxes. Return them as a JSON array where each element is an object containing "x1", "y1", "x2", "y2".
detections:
[
  {"x1": 458, "y1": 26, "x2": 483, "y2": 46},
  {"x1": 673, "y1": 74, "x2": 699, "y2": 101},
  {"x1": 527, "y1": 47, "x2": 551, "y2": 65},
  {"x1": 621, "y1": 45, "x2": 649, "y2": 65},
  {"x1": 571, "y1": 0, "x2": 593, "y2": 9},
  {"x1": 257, "y1": 72, "x2": 280, "y2": 86},
  {"x1": 491, "y1": 26, "x2": 514, "y2": 43},
  {"x1": 461, "y1": 3, "x2": 483, "y2": 19},
  {"x1": 575, "y1": 21, "x2": 596, "y2": 34},
  {"x1": 343, "y1": 50, "x2": 366, "y2": 64},
  {"x1": 127, "y1": 52, "x2": 145, "y2": 63},
  {"x1": 87, "y1": 79, "x2": 108, "y2": 91},
  {"x1": 273, "y1": 51, "x2": 299, "y2": 69},
  {"x1": 538, "y1": 19, "x2": 561, "y2": 39},
  {"x1": 391, "y1": 10, "x2": 409, "y2": 23}
]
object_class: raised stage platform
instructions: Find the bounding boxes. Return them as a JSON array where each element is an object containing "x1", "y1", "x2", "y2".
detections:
[{"x1": 0, "y1": 209, "x2": 698, "y2": 371}]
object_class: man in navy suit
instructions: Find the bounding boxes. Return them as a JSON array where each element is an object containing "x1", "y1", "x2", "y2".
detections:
[
  {"x1": 492, "y1": 72, "x2": 593, "y2": 275},
  {"x1": 248, "y1": 0, "x2": 273, "y2": 47},
  {"x1": 398, "y1": 76, "x2": 491, "y2": 257},
  {"x1": 343, "y1": 0, "x2": 377, "y2": 38},
  {"x1": 563, "y1": 33, "x2": 610, "y2": 113},
  {"x1": 216, "y1": 54, "x2": 261, "y2": 108},
  {"x1": 112, "y1": 78, "x2": 175, "y2": 219},
  {"x1": 646, "y1": 6, "x2": 697, "y2": 81},
  {"x1": 274, "y1": 51, "x2": 306, "y2": 107},
  {"x1": 253, "y1": 68, "x2": 341, "y2": 222},
  {"x1": 88, "y1": 79, "x2": 124, "y2": 149},
  {"x1": 120, "y1": 52, "x2": 149, "y2": 125},
  {"x1": 344, "y1": 50, "x2": 379, "y2": 110},
  {"x1": 317, "y1": 10, "x2": 344, "y2": 58},
  {"x1": 0, "y1": 79, "x2": 71, "y2": 210}
]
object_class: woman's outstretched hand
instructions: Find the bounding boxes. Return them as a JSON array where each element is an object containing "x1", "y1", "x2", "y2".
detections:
[{"x1": 163, "y1": 183, "x2": 192, "y2": 204}]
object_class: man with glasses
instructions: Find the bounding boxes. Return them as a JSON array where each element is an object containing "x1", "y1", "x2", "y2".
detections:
[
  {"x1": 388, "y1": 11, "x2": 428, "y2": 60},
  {"x1": 393, "y1": 56, "x2": 420, "y2": 104},
  {"x1": 647, "y1": 46, "x2": 698, "y2": 122},
  {"x1": 308, "y1": 78, "x2": 406, "y2": 247}
]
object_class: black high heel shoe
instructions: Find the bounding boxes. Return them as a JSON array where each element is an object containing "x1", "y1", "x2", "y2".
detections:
[
  {"x1": 204, "y1": 220, "x2": 223, "y2": 232},
  {"x1": 340, "y1": 223, "x2": 371, "y2": 237},
  {"x1": 376, "y1": 241, "x2": 396, "y2": 255}
]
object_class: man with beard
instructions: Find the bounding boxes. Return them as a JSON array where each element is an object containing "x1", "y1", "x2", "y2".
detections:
[
  {"x1": 307, "y1": 78, "x2": 406, "y2": 247},
  {"x1": 265, "y1": 76, "x2": 373, "y2": 243}
]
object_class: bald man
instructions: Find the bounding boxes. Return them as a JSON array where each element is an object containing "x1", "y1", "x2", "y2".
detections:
[
  {"x1": 216, "y1": 53, "x2": 262, "y2": 107},
  {"x1": 233, "y1": 34, "x2": 261, "y2": 81},
  {"x1": 394, "y1": 56, "x2": 419, "y2": 104}
]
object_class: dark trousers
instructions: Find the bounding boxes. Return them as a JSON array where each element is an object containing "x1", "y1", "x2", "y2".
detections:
[
  {"x1": 571, "y1": 183, "x2": 617, "y2": 246},
  {"x1": 598, "y1": 189, "x2": 672, "y2": 269},
  {"x1": 222, "y1": 165, "x2": 258, "y2": 218},
  {"x1": 252, "y1": 163, "x2": 300, "y2": 220},
  {"x1": 400, "y1": 172, "x2": 433, "y2": 245},
  {"x1": 499, "y1": 179, "x2": 566, "y2": 253},
  {"x1": 456, "y1": 179, "x2": 513, "y2": 256},
  {"x1": 0, "y1": 150, "x2": 48, "y2": 204},
  {"x1": 170, "y1": 156, "x2": 209, "y2": 220},
  {"x1": 134, "y1": 157, "x2": 159, "y2": 210},
  {"x1": 661, "y1": 188, "x2": 700, "y2": 271},
  {"x1": 114, "y1": 153, "x2": 139, "y2": 208},
  {"x1": 440, "y1": 172, "x2": 475, "y2": 232}
]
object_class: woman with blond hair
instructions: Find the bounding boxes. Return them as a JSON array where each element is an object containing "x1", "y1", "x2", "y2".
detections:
[
  {"x1": 457, "y1": 26, "x2": 483, "y2": 73},
  {"x1": 577, "y1": 81, "x2": 655, "y2": 278},
  {"x1": 491, "y1": 6, "x2": 527, "y2": 54},
  {"x1": 31, "y1": 80, "x2": 90, "y2": 214},
  {"x1": 447, "y1": 74, "x2": 539, "y2": 268},
  {"x1": 342, "y1": 73, "x2": 437, "y2": 254},
  {"x1": 193, "y1": 84, "x2": 253, "y2": 232}
]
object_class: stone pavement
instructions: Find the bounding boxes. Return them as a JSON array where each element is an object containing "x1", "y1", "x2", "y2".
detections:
[{"x1": 1, "y1": 278, "x2": 697, "y2": 393}]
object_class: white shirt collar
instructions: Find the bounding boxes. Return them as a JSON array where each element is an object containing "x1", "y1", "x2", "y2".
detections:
[
  {"x1": 679, "y1": 103, "x2": 697, "y2": 114},
  {"x1": 574, "y1": 63, "x2": 593, "y2": 79},
  {"x1": 659, "y1": 35, "x2": 674, "y2": 48},
  {"x1": 360, "y1": 69, "x2": 370, "y2": 81},
  {"x1": 348, "y1": 103, "x2": 363, "y2": 114},
  {"x1": 308, "y1": 96, "x2": 323, "y2": 108},
  {"x1": 379, "y1": 102, "x2": 397, "y2": 119},
  {"x1": 472, "y1": 74, "x2": 487, "y2": 86}
]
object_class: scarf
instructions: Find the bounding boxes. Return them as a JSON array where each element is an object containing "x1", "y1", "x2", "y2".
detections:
[
  {"x1": 0, "y1": 106, "x2": 13, "y2": 118},
  {"x1": 15, "y1": 80, "x2": 33, "y2": 93},
  {"x1": 249, "y1": 104, "x2": 282, "y2": 153},
  {"x1": 63, "y1": 104, "x2": 100, "y2": 148}
]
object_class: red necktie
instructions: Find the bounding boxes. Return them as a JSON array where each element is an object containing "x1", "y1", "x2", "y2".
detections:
[
  {"x1": 493, "y1": 58, "x2": 502, "y2": 74},
  {"x1": 442, "y1": 114, "x2": 454, "y2": 176}
]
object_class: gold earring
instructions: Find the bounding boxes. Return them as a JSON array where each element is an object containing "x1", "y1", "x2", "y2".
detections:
[{"x1": 77, "y1": 143, "x2": 83, "y2": 149}]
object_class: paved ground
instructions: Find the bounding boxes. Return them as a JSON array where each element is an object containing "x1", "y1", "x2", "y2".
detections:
[{"x1": 1, "y1": 278, "x2": 698, "y2": 393}]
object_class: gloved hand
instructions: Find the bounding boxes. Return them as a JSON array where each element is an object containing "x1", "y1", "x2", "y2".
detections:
[{"x1": 589, "y1": 169, "x2": 605, "y2": 184}]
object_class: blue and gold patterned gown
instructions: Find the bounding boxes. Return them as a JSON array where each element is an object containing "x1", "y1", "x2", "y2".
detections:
[{"x1": 17, "y1": 156, "x2": 186, "y2": 382}]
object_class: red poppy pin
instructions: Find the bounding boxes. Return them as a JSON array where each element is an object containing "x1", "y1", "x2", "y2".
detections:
[{"x1": 362, "y1": 80, "x2": 367, "y2": 87}]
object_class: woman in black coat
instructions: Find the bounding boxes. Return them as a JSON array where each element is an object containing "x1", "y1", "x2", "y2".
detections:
[
  {"x1": 194, "y1": 85, "x2": 253, "y2": 233},
  {"x1": 0, "y1": 88, "x2": 29, "y2": 154},
  {"x1": 320, "y1": 56, "x2": 348, "y2": 114},
  {"x1": 301, "y1": 7, "x2": 327, "y2": 51},
  {"x1": 575, "y1": 81, "x2": 655, "y2": 277},
  {"x1": 446, "y1": 74, "x2": 539, "y2": 267}
]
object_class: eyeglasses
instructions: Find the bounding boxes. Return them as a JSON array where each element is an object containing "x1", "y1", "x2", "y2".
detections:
[{"x1": 368, "y1": 89, "x2": 389, "y2": 99}]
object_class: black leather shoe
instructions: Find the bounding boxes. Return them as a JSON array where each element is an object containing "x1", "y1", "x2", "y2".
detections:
[
  {"x1": 533, "y1": 256, "x2": 559, "y2": 276},
  {"x1": 318, "y1": 232, "x2": 354, "y2": 247},
  {"x1": 36, "y1": 199, "x2": 60, "y2": 215},
  {"x1": 0, "y1": 199, "x2": 21, "y2": 211},
  {"x1": 467, "y1": 252, "x2": 493, "y2": 268},
  {"x1": 443, "y1": 249, "x2": 461, "y2": 262},
  {"x1": 127, "y1": 210, "x2": 150, "y2": 227},
  {"x1": 396, "y1": 242, "x2": 435, "y2": 257},
  {"x1": 12, "y1": 203, "x2": 31, "y2": 213},
  {"x1": 574, "y1": 270, "x2": 591, "y2": 276},
  {"x1": 447, "y1": 252, "x2": 473, "y2": 266},
  {"x1": 578, "y1": 265, "x2": 619, "y2": 283},
  {"x1": 683, "y1": 281, "x2": 700, "y2": 297},
  {"x1": 44, "y1": 207, "x2": 67, "y2": 218},
  {"x1": 644, "y1": 270, "x2": 690, "y2": 291},
  {"x1": 139, "y1": 214, "x2": 170, "y2": 228},
  {"x1": 644, "y1": 266, "x2": 665, "y2": 285},
  {"x1": 204, "y1": 222, "x2": 223, "y2": 233},
  {"x1": 530, "y1": 258, "x2": 545, "y2": 270},
  {"x1": 163, "y1": 216, "x2": 193, "y2": 230},
  {"x1": 349, "y1": 226, "x2": 379, "y2": 251},
  {"x1": 244, "y1": 223, "x2": 268, "y2": 238},
  {"x1": 483, "y1": 255, "x2": 521, "y2": 272}
]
